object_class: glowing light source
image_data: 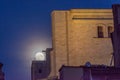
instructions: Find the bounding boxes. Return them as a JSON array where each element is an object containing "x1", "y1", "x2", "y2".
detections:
[{"x1": 35, "y1": 52, "x2": 46, "y2": 61}]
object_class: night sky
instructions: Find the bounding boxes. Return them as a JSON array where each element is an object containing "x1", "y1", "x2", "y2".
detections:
[{"x1": 0, "y1": 0, "x2": 120, "y2": 80}]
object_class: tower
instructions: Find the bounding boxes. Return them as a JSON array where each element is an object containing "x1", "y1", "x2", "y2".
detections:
[{"x1": 31, "y1": 48, "x2": 52, "y2": 80}]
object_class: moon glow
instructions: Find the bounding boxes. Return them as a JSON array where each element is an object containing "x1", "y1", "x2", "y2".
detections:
[{"x1": 35, "y1": 52, "x2": 46, "y2": 61}]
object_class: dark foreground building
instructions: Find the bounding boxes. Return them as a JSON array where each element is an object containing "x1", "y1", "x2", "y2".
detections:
[
  {"x1": 59, "y1": 65, "x2": 120, "y2": 80},
  {"x1": 0, "y1": 63, "x2": 5, "y2": 80},
  {"x1": 112, "y1": 4, "x2": 120, "y2": 67}
]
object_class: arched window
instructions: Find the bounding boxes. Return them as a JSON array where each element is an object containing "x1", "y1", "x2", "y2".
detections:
[
  {"x1": 108, "y1": 26, "x2": 113, "y2": 38},
  {"x1": 97, "y1": 26, "x2": 104, "y2": 38}
]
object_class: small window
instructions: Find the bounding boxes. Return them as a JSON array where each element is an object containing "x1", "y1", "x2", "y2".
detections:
[
  {"x1": 98, "y1": 26, "x2": 104, "y2": 38},
  {"x1": 108, "y1": 26, "x2": 113, "y2": 38}
]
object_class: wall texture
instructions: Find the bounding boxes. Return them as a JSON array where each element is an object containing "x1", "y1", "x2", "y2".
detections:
[{"x1": 49, "y1": 9, "x2": 114, "y2": 78}]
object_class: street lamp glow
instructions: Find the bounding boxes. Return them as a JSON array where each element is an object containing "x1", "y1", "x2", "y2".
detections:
[{"x1": 35, "y1": 52, "x2": 46, "y2": 61}]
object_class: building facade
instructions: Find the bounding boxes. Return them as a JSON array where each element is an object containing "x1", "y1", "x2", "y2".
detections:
[
  {"x1": 59, "y1": 65, "x2": 120, "y2": 80},
  {"x1": 48, "y1": 9, "x2": 114, "y2": 79}
]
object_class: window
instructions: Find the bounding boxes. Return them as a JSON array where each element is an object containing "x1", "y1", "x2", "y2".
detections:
[
  {"x1": 97, "y1": 26, "x2": 104, "y2": 38},
  {"x1": 108, "y1": 26, "x2": 113, "y2": 38}
]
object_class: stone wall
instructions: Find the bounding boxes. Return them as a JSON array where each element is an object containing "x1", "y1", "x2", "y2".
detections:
[{"x1": 49, "y1": 9, "x2": 114, "y2": 78}]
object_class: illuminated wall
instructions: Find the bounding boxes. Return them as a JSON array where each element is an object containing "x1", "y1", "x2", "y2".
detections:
[{"x1": 49, "y1": 9, "x2": 114, "y2": 78}]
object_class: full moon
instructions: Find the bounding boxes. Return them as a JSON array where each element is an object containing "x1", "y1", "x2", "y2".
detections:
[{"x1": 35, "y1": 52, "x2": 46, "y2": 61}]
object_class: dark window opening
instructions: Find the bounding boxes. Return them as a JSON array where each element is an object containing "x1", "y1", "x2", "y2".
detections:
[
  {"x1": 108, "y1": 26, "x2": 113, "y2": 38},
  {"x1": 98, "y1": 26, "x2": 104, "y2": 38}
]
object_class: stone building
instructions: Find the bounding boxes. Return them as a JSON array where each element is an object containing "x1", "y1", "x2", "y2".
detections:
[{"x1": 49, "y1": 9, "x2": 114, "y2": 79}]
